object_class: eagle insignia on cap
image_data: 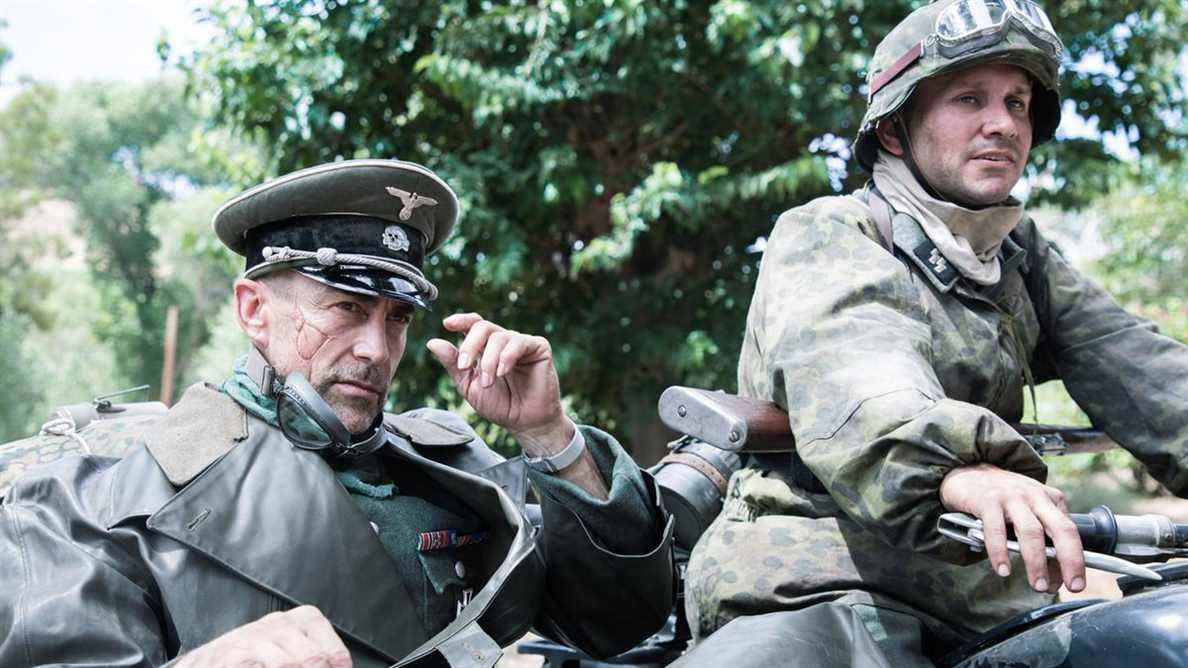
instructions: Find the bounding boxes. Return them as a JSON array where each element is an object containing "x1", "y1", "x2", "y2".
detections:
[
  {"x1": 382, "y1": 225, "x2": 411, "y2": 253},
  {"x1": 386, "y1": 186, "x2": 438, "y2": 221}
]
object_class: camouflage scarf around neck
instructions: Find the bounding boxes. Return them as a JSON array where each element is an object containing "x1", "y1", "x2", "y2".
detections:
[{"x1": 873, "y1": 150, "x2": 1023, "y2": 286}]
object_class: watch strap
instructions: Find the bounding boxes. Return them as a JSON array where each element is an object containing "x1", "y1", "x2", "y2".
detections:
[{"x1": 523, "y1": 423, "x2": 586, "y2": 473}]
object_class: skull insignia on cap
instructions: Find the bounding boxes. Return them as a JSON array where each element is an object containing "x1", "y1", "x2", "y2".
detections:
[{"x1": 382, "y1": 225, "x2": 411, "y2": 253}]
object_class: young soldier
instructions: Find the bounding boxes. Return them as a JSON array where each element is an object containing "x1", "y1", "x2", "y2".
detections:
[{"x1": 680, "y1": 2, "x2": 1188, "y2": 665}]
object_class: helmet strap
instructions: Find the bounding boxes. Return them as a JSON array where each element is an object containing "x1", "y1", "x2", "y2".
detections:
[{"x1": 893, "y1": 116, "x2": 992, "y2": 211}]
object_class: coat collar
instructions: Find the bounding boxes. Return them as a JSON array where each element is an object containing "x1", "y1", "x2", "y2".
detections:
[
  {"x1": 142, "y1": 383, "x2": 249, "y2": 486},
  {"x1": 127, "y1": 384, "x2": 432, "y2": 661},
  {"x1": 891, "y1": 211, "x2": 961, "y2": 293},
  {"x1": 892, "y1": 212, "x2": 1030, "y2": 302},
  {"x1": 117, "y1": 383, "x2": 538, "y2": 665}
]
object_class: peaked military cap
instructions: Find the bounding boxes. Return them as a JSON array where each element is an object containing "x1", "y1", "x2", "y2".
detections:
[{"x1": 212, "y1": 159, "x2": 459, "y2": 309}]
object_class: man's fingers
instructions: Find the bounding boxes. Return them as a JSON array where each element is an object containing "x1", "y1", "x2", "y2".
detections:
[
  {"x1": 235, "y1": 637, "x2": 293, "y2": 667},
  {"x1": 176, "y1": 607, "x2": 352, "y2": 668},
  {"x1": 1047, "y1": 562, "x2": 1065, "y2": 594},
  {"x1": 479, "y1": 331, "x2": 515, "y2": 387},
  {"x1": 286, "y1": 606, "x2": 352, "y2": 667},
  {"x1": 979, "y1": 506, "x2": 1011, "y2": 577},
  {"x1": 426, "y1": 339, "x2": 469, "y2": 386},
  {"x1": 426, "y1": 338, "x2": 459, "y2": 368},
  {"x1": 496, "y1": 335, "x2": 552, "y2": 377},
  {"x1": 1031, "y1": 497, "x2": 1086, "y2": 591},
  {"x1": 456, "y1": 320, "x2": 501, "y2": 371},
  {"x1": 261, "y1": 628, "x2": 325, "y2": 667},
  {"x1": 1045, "y1": 486, "x2": 1070, "y2": 514},
  {"x1": 1005, "y1": 501, "x2": 1049, "y2": 591},
  {"x1": 440, "y1": 312, "x2": 484, "y2": 333}
]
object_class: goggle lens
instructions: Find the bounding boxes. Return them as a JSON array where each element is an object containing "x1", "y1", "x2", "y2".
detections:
[
  {"x1": 937, "y1": 0, "x2": 1008, "y2": 41},
  {"x1": 273, "y1": 371, "x2": 387, "y2": 458},
  {"x1": 277, "y1": 387, "x2": 335, "y2": 449},
  {"x1": 934, "y1": 0, "x2": 1062, "y2": 56}
]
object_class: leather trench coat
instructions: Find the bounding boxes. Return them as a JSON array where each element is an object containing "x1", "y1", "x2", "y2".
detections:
[{"x1": 0, "y1": 385, "x2": 674, "y2": 667}]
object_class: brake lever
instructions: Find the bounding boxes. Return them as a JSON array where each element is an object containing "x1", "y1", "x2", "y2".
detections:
[{"x1": 938, "y1": 513, "x2": 1163, "y2": 582}]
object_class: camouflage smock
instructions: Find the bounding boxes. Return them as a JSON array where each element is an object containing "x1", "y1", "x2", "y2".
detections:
[{"x1": 686, "y1": 190, "x2": 1188, "y2": 640}]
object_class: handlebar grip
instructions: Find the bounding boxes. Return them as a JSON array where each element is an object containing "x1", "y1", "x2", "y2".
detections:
[
  {"x1": 1068, "y1": 505, "x2": 1182, "y2": 553},
  {"x1": 1070, "y1": 506, "x2": 1119, "y2": 554}
]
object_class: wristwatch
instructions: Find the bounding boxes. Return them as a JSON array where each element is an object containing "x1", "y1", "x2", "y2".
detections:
[{"x1": 523, "y1": 424, "x2": 586, "y2": 473}]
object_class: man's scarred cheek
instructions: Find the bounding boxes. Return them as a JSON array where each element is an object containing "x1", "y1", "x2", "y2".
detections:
[{"x1": 292, "y1": 310, "x2": 332, "y2": 361}]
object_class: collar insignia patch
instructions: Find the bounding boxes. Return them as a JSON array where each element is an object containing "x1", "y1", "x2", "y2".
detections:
[{"x1": 927, "y1": 248, "x2": 949, "y2": 275}]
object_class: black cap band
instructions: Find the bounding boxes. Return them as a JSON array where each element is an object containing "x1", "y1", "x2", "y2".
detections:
[{"x1": 245, "y1": 215, "x2": 426, "y2": 272}]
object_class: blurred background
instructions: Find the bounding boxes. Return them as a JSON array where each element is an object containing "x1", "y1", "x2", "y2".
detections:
[{"x1": 0, "y1": 0, "x2": 1185, "y2": 521}]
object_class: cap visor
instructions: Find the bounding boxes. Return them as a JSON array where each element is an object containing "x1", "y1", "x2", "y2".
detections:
[{"x1": 296, "y1": 265, "x2": 433, "y2": 310}]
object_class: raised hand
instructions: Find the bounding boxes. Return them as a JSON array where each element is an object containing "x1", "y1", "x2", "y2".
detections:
[
  {"x1": 426, "y1": 312, "x2": 608, "y2": 498},
  {"x1": 426, "y1": 313, "x2": 571, "y2": 453}
]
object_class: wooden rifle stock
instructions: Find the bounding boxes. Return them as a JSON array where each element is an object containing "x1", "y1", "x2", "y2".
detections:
[{"x1": 658, "y1": 386, "x2": 1117, "y2": 456}]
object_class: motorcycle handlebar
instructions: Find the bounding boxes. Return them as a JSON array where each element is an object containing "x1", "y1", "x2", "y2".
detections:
[{"x1": 1068, "y1": 505, "x2": 1188, "y2": 556}]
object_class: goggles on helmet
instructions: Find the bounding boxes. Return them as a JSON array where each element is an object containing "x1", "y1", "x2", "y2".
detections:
[
  {"x1": 935, "y1": 0, "x2": 1062, "y2": 58},
  {"x1": 250, "y1": 348, "x2": 388, "y2": 459},
  {"x1": 870, "y1": 0, "x2": 1063, "y2": 99}
]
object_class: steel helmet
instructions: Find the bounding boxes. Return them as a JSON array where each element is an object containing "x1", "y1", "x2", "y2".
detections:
[{"x1": 854, "y1": 0, "x2": 1065, "y2": 172}]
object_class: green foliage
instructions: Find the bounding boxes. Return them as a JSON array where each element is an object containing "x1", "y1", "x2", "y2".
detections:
[
  {"x1": 1093, "y1": 159, "x2": 1188, "y2": 340},
  {"x1": 0, "y1": 312, "x2": 44, "y2": 440},
  {"x1": 0, "y1": 79, "x2": 250, "y2": 402},
  {"x1": 178, "y1": 0, "x2": 1187, "y2": 459}
]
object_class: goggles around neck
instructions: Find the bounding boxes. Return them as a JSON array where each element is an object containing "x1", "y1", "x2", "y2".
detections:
[
  {"x1": 870, "y1": 0, "x2": 1063, "y2": 99},
  {"x1": 247, "y1": 348, "x2": 388, "y2": 459}
]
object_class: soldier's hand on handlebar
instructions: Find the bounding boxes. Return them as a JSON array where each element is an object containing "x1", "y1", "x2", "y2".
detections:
[
  {"x1": 940, "y1": 463, "x2": 1086, "y2": 594},
  {"x1": 174, "y1": 605, "x2": 352, "y2": 668}
]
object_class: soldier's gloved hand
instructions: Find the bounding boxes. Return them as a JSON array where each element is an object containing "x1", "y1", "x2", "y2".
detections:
[
  {"x1": 940, "y1": 463, "x2": 1086, "y2": 594},
  {"x1": 174, "y1": 605, "x2": 352, "y2": 668}
]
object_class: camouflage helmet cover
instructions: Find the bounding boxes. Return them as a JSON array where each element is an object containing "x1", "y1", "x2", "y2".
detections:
[{"x1": 854, "y1": 0, "x2": 1064, "y2": 171}]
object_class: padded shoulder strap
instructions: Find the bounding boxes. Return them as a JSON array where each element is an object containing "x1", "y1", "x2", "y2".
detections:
[{"x1": 385, "y1": 408, "x2": 506, "y2": 475}]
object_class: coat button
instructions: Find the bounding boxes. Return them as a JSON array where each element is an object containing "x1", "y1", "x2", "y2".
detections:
[{"x1": 455, "y1": 561, "x2": 467, "y2": 578}]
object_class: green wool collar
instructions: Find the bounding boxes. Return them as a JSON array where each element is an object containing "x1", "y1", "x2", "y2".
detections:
[
  {"x1": 218, "y1": 354, "x2": 398, "y2": 498},
  {"x1": 220, "y1": 354, "x2": 280, "y2": 428}
]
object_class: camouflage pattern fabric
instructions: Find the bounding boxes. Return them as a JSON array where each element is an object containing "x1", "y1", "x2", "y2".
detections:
[
  {"x1": 686, "y1": 192, "x2": 1188, "y2": 641},
  {"x1": 0, "y1": 415, "x2": 157, "y2": 498},
  {"x1": 673, "y1": 585, "x2": 941, "y2": 668}
]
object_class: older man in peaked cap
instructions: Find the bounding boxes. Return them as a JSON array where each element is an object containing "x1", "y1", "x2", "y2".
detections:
[{"x1": 0, "y1": 159, "x2": 674, "y2": 667}]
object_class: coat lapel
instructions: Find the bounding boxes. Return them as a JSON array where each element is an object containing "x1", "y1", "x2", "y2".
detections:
[{"x1": 141, "y1": 387, "x2": 430, "y2": 661}]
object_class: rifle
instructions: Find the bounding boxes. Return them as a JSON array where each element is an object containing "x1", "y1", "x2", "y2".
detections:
[{"x1": 657, "y1": 385, "x2": 1117, "y2": 456}]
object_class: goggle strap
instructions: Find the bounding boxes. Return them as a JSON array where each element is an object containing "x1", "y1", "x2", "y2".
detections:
[
  {"x1": 247, "y1": 347, "x2": 279, "y2": 397},
  {"x1": 869, "y1": 40, "x2": 924, "y2": 101}
]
